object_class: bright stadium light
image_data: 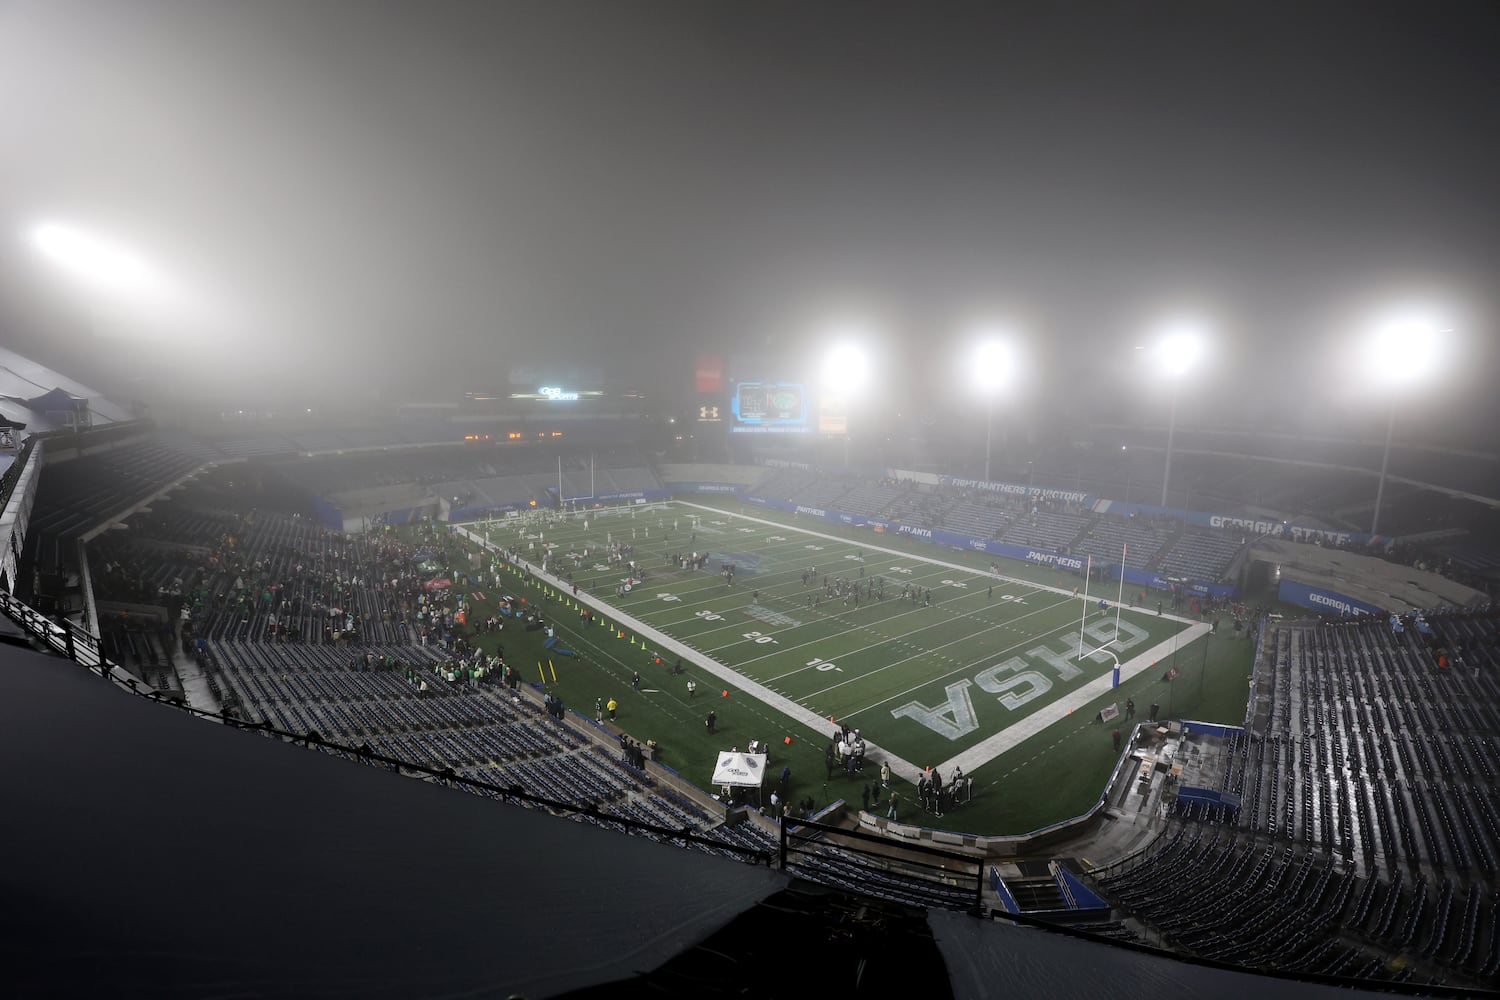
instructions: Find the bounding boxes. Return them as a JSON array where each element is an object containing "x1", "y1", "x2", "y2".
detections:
[
  {"x1": 972, "y1": 338, "x2": 1014, "y2": 393},
  {"x1": 820, "y1": 335, "x2": 874, "y2": 469},
  {"x1": 1155, "y1": 325, "x2": 1205, "y2": 378},
  {"x1": 969, "y1": 334, "x2": 1018, "y2": 481},
  {"x1": 1365, "y1": 308, "x2": 1452, "y2": 536},
  {"x1": 1151, "y1": 321, "x2": 1209, "y2": 506},
  {"x1": 29, "y1": 222, "x2": 166, "y2": 298},
  {"x1": 1365, "y1": 311, "x2": 1446, "y2": 388},
  {"x1": 821, "y1": 339, "x2": 872, "y2": 396}
]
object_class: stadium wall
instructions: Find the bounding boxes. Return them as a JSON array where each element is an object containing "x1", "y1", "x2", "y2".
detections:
[
  {"x1": 1276, "y1": 579, "x2": 1385, "y2": 617},
  {"x1": 934, "y1": 474, "x2": 1093, "y2": 506},
  {"x1": 1117, "y1": 565, "x2": 1237, "y2": 600},
  {"x1": 665, "y1": 482, "x2": 746, "y2": 494},
  {"x1": 1091, "y1": 498, "x2": 1380, "y2": 547},
  {"x1": 447, "y1": 489, "x2": 671, "y2": 522},
  {"x1": 657, "y1": 463, "x2": 764, "y2": 487},
  {"x1": 310, "y1": 496, "x2": 342, "y2": 531}
]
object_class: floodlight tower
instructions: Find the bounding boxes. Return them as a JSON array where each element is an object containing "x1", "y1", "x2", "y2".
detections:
[
  {"x1": 1154, "y1": 326, "x2": 1204, "y2": 507},
  {"x1": 971, "y1": 338, "x2": 1014, "y2": 482},
  {"x1": 821, "y1": 339, "x2": 872, "y2": 469},
  {"x1": 1366, "y1": 313, "x2": 1445, "y2": 537},
  {"x1": 29, "y1": 222, "x2": 165, "y2": 298}
]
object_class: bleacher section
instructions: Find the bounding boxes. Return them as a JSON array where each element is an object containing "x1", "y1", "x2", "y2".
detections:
[
  {"x1": 72, "y1": 490, "x2": 782, "y2": 868},
  {"x1": 748, "y1": 468, "x2": 822, "y2": 500},
  {"x1": 785, "y1": 844, "x2": 978, "y2": 911},
  {"x1": 1074, "y1": 516, "x2": 1174, "y2": 569},
  {"x1": 1233, "y1": 617, "x2": 1500, "y2": 872},
  {"x1": 269, "y1": 445, "x2": 664, "y2": 521},
  {"x1": 1090, "y1": 609, "x2": 1500, "y2": 987},
  {"x1": 752, "y1": 470, "x2": 1251, "y2": 584},
  {"x1": 1156, "y1": 528, "x2": 1246, "y2": 583},
  {"x1": 835, "y1": 481, "x2": 907, "y2": 518},
  {"x1": 938, "y1": 498, "x2": 1016, "y2": 540},
  {"x1": 1000, "y1": 511, "x2": 1091, "y2": 552},
  {"x1": 24, "y1": 434, "x2": 213, "y2": 586}
]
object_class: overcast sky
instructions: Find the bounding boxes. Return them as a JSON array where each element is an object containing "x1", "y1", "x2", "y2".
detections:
[{"x1": 1, "y1": 0, "x2": 1496, "y2": 438}]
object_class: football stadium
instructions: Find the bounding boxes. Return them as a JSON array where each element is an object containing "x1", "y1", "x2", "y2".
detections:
[{"x1": 3, "y1": 3, "x2": 1499, "y2": 998}]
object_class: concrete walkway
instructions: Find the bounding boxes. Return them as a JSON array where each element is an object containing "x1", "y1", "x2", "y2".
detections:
[{"x1": 171, "y1": 640, "x2": 221, "y2": 716}]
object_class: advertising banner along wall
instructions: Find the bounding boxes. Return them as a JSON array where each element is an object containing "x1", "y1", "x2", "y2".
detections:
[{"x1": 1277, "y1": 579, "x2": 1386, "y2": 617}]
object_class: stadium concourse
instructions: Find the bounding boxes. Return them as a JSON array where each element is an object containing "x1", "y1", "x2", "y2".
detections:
[{"x1": 2, "y1": 391, "x2": 1499, "y2": 993}]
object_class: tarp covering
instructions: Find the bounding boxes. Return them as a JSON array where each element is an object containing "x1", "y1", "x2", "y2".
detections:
[{"x1": 712, "y1": 750, "x2": 769, "y2": 788}]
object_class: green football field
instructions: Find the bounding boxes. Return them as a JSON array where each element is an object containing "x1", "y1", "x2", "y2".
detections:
[{"x1": 459, "y1": 499, "x2": 1252, "y2": 835}]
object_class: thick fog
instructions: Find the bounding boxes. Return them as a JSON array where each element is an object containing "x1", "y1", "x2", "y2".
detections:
[{"x1": 1, "y1": 0, "x2": 1496, "y2": 439}]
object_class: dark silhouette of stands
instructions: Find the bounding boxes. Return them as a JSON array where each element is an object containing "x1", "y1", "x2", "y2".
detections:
[
  {"x1": 752, "y1": 469, "x2": 1247, "y2": 585},
  {"x1": 22, "y1": 434, "x2": 211, "y2": 579}
]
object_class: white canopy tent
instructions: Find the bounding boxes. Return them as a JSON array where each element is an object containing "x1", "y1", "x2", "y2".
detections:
[{"x1": 711, "y1": 750, "x2": 769, "y2": 788}]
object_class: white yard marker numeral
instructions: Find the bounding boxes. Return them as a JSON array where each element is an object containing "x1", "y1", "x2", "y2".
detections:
[
  {"x1": 742, "y1": 631, "x2": 778, "y2": 644},
  {"x1": 940, "y1": 579, "x2": 968, "y2": 588},
  {"x1": 695, "y1": 610, "x2": 725, "y2": 622},
  {"x1": 657, "y1": 593, "x2": 680, "y2": 602},
  {"x1": 808, "y1": 657, "x2": 843, "y2": 673}
]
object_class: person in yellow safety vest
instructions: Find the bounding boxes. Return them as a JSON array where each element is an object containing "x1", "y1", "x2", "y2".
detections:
[{"x1": 607, "y1": 698, "x2": 618, "y2": 721}]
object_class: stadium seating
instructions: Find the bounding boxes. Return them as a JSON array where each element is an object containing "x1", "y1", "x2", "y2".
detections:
[
  {"x1": 999, "y1": 511, "x2": 1090, "y2": 552},
  {"x1": 1155, "y1": 528, "x2": 1246, "y2": 582},
  {"x1": 1073, "y1": 515, "x2": 1173, "y2": 569},
  {"x1": 1097, "y1": 609, "x2": 1500, "y2": 986},
  {"x1": 23, "y1": 434, "x2": 214, "y2": 589}
]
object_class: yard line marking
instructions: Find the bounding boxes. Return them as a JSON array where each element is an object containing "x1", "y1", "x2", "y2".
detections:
[
  {"x1": 677, "y1": 499, "x2": 1086, "y2": 600},
  {"x1": 794, "y1": 594, "x2": 1077, "y2": 697},
  {"x1": 451, "y1": 522, "x2": 928, "y2": 784}
]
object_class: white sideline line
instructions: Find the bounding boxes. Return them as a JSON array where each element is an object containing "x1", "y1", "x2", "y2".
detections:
[{"x1": 452, "y1": 524, "x2": 927, "y2": 785}]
